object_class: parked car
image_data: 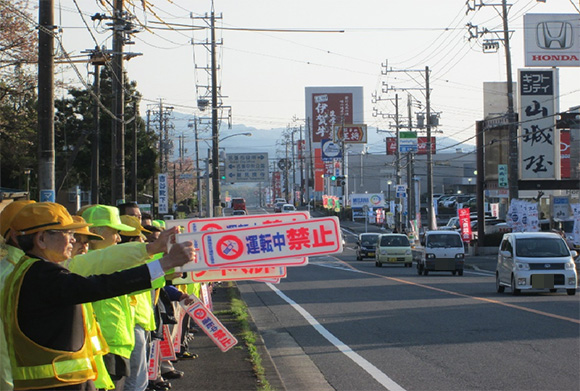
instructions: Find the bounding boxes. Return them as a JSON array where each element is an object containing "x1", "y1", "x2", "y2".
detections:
[
  {"x1": 496, "y1": 232, "x2": 577, "y2": 295},
  {"x1": 439, "y1": 216, "x2": 459, "y2": 230},
  {"x1": 464, "y1": 197, "x2": 477, "y2": 209},
  {"x1": 280, "y1": 204, "x2": 297, "y2": 213},
  {"x1": 355, "y1": 233, "x2": 380, "y2": 261},
  {"x1": 437, "y1": 195, "x2": 455, "y2": 208},
  {"x1": 417, "y1": 230, "x2": 465, "y2": 275},
  {"x1": 554, "y1": 218, "x2": 580, "y2": 252},
  {"x1": 375, "y1": 233, "x2": 413, "y2": 267}
]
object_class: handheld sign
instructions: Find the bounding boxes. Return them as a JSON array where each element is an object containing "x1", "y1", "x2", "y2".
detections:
[
  {"x1": 173, "y1": 266, "x2": 287, "y2": 283},
  {"x1": 166, "y1": 212, "x2": 310, "y2": 233},
  {"x1": 181, "y1": 296, "x2": 238, "y2": 352},
  {"x1": 176, "y1": 217, "x2": 342, "y2": 271}
]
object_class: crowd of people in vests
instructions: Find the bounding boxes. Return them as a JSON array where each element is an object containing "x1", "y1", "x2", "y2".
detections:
[{"x1": 0, "y1": 200, "x2": 206, "y2": 391}]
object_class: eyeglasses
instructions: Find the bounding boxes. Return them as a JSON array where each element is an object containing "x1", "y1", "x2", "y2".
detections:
[{"x1": 46, "y1": 230, "x2": 76, "y2": 239}]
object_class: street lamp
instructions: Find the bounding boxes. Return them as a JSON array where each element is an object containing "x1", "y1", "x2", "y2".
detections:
[
  {"x1": 24, "y1": 169, "x2": 31, "y2": 200},
  {"x1": 387, "y1": 180, "x2": 392, "y2": 202}
]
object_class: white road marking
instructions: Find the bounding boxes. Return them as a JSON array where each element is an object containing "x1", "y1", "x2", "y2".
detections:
[{"x1": 266, "y1": 283, "x2": 406, "y2": 391}]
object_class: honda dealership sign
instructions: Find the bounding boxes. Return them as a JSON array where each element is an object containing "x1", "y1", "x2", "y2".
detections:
[{"x1": 524, "y1": 14, "x2": 580, "y2": 67}]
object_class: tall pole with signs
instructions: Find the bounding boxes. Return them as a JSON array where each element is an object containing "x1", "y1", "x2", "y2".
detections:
[{"x1": 38, "y1": 0, "x2": 55, "y2": 202}]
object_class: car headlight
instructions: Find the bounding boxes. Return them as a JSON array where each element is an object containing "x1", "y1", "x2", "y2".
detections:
[
  {"x1": 565, "y1": 261, "x2": 575, "y2": 270},
  {"x1": 516, "y1": 262, "x2": 530, "y2": 271},
  {"x1": 426, "y1": 253, "x2": 436, "y2": 259},
  {"x1": 381, "y1": 249, "x2": 387, "y2": 255},
  {"x1": 455, "y1": 253, "x2": 464, "y2": 259},
  {"x1": 405, "y1": 249, "x2": 412, "y2": 255}
]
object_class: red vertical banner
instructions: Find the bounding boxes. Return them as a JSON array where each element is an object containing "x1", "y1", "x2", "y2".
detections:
[
  {"x1": 458, "y1": 208, "x2": 472, "y2": 243},
  {"x1": 314, "y1": 148, "x2": 324, "y2": 192},
  {"x1": 561, "y1": 130, "x2": 570, "y2": 179},
  {"x1": 297, "y1": 140, "x2": 305, "y2": 159}
]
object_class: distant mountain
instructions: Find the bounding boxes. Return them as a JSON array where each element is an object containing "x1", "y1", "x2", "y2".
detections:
[{"x1": 169, "y1": 111, "x2": 475, "y2": 162}]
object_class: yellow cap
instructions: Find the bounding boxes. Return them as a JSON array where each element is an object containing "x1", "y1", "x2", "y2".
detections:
[
  {"x1": 11, "y1": 202, "x2": 90, "y2": 236},
  {"x1": 119, "y1": 215, "x2": 152, "y2": 237},
  {"x1": 1, "y1": 200, "x2": 36, "y2": 238},
  {"x1": 72, "y1": 216, "x2": 103, "y2": 241}
]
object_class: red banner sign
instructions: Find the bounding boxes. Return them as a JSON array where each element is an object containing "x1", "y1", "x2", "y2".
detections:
[{"x1": 458, "y1": 208, "x2": 472, "y2": 243}]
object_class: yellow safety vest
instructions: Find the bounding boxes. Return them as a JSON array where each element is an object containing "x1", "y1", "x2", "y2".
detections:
[{"x1": 1, "y1": 257, "x2": 99, "y2": 390}]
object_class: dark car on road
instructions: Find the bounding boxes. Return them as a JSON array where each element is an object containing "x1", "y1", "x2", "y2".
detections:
[{"x1": 356, "y1": 233, "x2": 381, "y2": 260}]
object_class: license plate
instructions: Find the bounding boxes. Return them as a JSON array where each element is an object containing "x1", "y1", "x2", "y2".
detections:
[
  {"x1": 388, "y1": 257, "x2": 398, "y2": 262},
  {"x1": 368, "y1": 253, "x2": 375, "y2": 257}
]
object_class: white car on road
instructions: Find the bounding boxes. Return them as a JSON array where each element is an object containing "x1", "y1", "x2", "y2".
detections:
[{"x1": 496, "y1": 232, "x2": 578, "y2": 296}]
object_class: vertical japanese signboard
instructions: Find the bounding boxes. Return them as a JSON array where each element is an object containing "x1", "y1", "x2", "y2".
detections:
[
  {"x1": 498, "y1": 164, "x2": 508, "y2": 188},
  {"x1": 158, "y1": 173, "x2": 168, "y2": 214},
  {"x1": 518, "y1": 68, "x2": 559, "y2": 180},
  {"x1": 310, "y1": 93, "x2": 353, "y2": 143}
]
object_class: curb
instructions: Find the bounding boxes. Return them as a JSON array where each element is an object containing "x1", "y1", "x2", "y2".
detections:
[{"x1": 233, "y1": 282, "x2": 287, "y2": 391}]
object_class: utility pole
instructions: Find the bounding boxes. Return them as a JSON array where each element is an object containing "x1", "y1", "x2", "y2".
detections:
[
  {"x1": 425, "y1": 66, "x2": 435, "y2": 230},
  {"x1": 90, "y1": 48, "x2": 106, "y2": 204},
  {"x1": 111, "y1": 0, "x2": 125, "y2": 205},
  {"x1": 377, "y1": 62, "x2": 438, "y2": 231},
  {"x1": 210, "y1": 9, "x2": 220, "y2": 216},
  {"x1": 194, "y1": 119, "x2": 202, "y2": 216},
  {"x1": 38, "y1": 0, "x2": 56, "y2": 202},
  {"x1": 466, "y1": 0, "x2": 518, "y2": 202},
  {"x1": 501, "y1": 0, "x2": 518, "y2": 202},
  {"x1": 132, "y1": 99, "x2": 138, "y2": 202},
  {"x1": 191, "y1": 9, "x2": 225, "y2": 216},
  {"x1": 394, "y1": 95, "x2": 402, "y2": 232}
]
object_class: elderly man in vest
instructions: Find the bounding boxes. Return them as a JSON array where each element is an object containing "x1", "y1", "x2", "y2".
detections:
[{"x1": 0, "y1": 202, "x2": 195, "y2": 391}]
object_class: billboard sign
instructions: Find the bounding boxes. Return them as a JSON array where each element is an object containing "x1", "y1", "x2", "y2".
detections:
[
  {"x1": 399, "y1": 131, "x2": 418, "y2": 153},
  {"x1": 321, "y1": 139, "x2": 342, "y2": 161},
  {"x1": 524, "y1": 14, "x2": 580, "y2": 67},
  {"x1": 333, "y1": 124, "x2": 367, "y2": 143},
  {"x1": 386, "y1": 137, "x2": 436, "y2": 155},
  {"x1": 349, "y1": 193, "x2": 385, "y2": 208},
  {"x1": 310, "y1": 92, "x2": 353, "y2": 143},
  {"x1": 225, "y1": 153, "x2": 269, "y2": 182},
  {"x1": 518, "y1": 68, "x2": 559, "y2": 180}
]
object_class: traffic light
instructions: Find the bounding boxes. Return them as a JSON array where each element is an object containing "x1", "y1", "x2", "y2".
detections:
[
  {"x1": 330, "y1": 175, "x2": 337, "y2": 181},
  {"x1": 336, "y1": 175, "x2": 347, "y2": 186}
]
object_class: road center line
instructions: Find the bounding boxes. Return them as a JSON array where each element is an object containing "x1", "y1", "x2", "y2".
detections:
[
  {"x1": 266, "y1": 283, "x2": 406, "y2": 391},
  {"x1": 329, "y1": 257, "x2": 580, "y2": 325}
]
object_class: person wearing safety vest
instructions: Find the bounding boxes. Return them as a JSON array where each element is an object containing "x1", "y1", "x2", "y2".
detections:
[
  {"x1": 1, "y1": 203, "x2": 180, "y2": 391},
  {"x1": 118, "y1": 215, "x2": 158, "y2": 391},
  {"x1": 0, "y1": 202, "x2": 195, "y2": 390},
  {"x1": 0, "y1": 200, "x2": 36, "y2": 391}
]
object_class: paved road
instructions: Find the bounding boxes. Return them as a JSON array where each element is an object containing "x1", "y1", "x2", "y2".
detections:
[{"x1": 240, "y1": 252, "x2": 580, "y2": 391}]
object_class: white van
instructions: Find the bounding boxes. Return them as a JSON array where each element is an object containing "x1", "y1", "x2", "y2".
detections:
[{"x1": 417, "y1": 230, "x2": 465, "y2": 276}]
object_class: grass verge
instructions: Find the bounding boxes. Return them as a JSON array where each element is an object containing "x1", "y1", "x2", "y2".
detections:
[{"x1": 216, "y1": 282, "x2": 273, "y2": 391}]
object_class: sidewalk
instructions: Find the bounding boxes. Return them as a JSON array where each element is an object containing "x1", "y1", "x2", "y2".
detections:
[{"x1": 160, "y1": 283, "x2": 285, "y2": 391}]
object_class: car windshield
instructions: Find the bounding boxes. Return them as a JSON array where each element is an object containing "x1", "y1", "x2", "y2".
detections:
[
  {"x1": 515, "y1": 238, "x2": 570, "y2": 257},
  {"x1": 360, "y1": 235, "x2": 379, "y2": 246},
  {"x1": 380, "y1": 235, "x2": 410, "y2": 247},
  {"x1": 427, "y1": 234, "x2": 462, "y2": 248}
]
